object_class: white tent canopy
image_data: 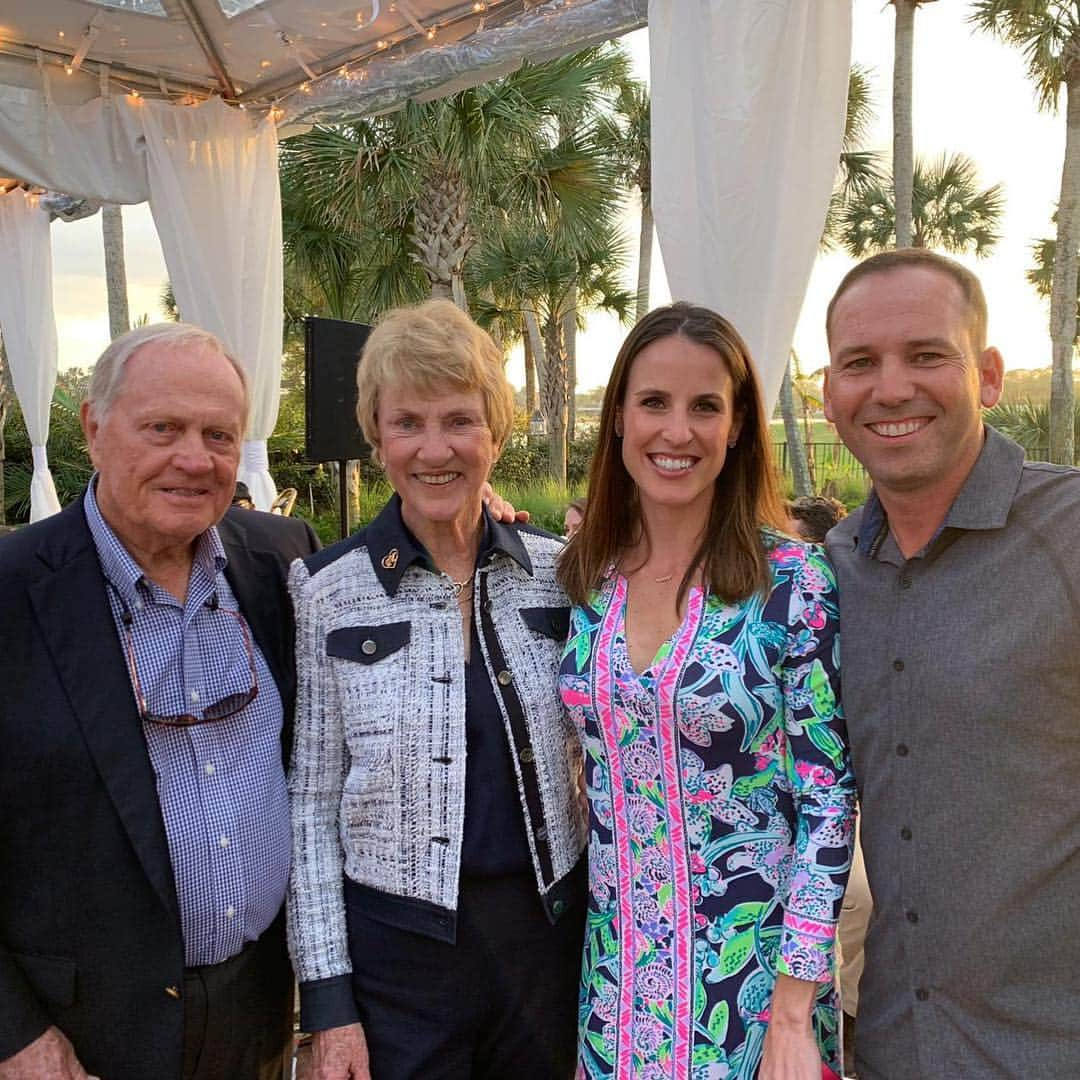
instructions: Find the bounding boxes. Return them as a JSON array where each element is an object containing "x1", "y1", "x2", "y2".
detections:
[{"x1": 0, "y1": 0, "x2": 851, "y2": 518}]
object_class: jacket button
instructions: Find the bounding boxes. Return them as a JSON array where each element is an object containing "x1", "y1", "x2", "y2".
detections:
[
  {"x1": 519, "y1": 746, "x2": 536, "y2": 764},
  {"x1": 535, "y1": 826, "x2": 548, "y2": 842},
  {"x1": 362, "y1": 639, "x2": 377, "y2": 656},
  {"x1": 552, "y1": 899, "x2": 566, "y2": 916},
  {"x1": 497, "y1": 670, "x2": 513, "y2": 686},
  {"x1": 165, "y1": 985, "x2": 182, "y2": 1000}
]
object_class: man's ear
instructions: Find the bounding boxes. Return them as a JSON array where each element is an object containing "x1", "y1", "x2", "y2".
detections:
[
  {"x1": 81, "y1": 401, "x2": 100, "y2": 468},
  {"x1": 822, "y1": 370, "x2": 835, "y2": 423},
  {"x1": 978, "y1": 347, "x2": 1005, "y2": 409}
]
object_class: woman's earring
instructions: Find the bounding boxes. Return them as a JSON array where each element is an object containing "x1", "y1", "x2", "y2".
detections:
[{"x1": 727, "y1": 439, "x2": 737, "y2": 448}]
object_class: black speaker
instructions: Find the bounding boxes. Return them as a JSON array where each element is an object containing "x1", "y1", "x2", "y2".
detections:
[{"x1": 304, "y1": 316, "x2": 373, "y2": 463}]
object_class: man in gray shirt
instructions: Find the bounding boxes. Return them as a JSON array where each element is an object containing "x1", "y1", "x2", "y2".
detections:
[{"x1": 823, "y1": 248, "x2": 1080, "y2": 1078}]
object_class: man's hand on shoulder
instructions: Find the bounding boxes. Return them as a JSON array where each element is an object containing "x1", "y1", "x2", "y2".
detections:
[
  {"x1": 481, "y1": 482, "x2": 530, "y2": 524},
  {"x1": 0, "y1": 1027, "x2": 98, "y2": 1080}
]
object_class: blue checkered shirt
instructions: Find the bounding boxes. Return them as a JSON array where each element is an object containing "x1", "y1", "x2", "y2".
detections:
[{"x1": 85, "y1": 480, "x2": 291, "y2": 966}]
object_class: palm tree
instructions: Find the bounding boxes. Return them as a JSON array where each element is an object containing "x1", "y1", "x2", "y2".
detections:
[
  {"x1": 280, "y1": 47, "x2": 628, "y2": 316},
  {"x1": 470, "y1": 218, "x2": 630, "y2": 484},
  {"x1": 821, "y1": 65, "x2": 887, "y2": 250},
  {"x1": 1028, "y1": 232, "x2": 1080, "y2": 346},
  {"x1": 597, "y1": 77, "x2": 652, "y2": 320},
  {"x1": 891, "y1": 1, "x2": 938, "y2": 247},
  {"x1": 784, "y1": 66, "x2": 885, "y2": 498},
  {"x1": 972, "y1": 1, "x2": 1080, "y2": 463},
  {"x1": 837, "y1": 153, "x2": 1004, "y2": 257}
]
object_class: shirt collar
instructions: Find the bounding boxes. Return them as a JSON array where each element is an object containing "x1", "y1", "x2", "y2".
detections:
[
  {"x1": 84, "y1": 474, "x2": 227, "y2": 603},
  {"x1": 853, "y1": 425, "x2": 1025, "y2": 558},
  {"x1": 366, "y1": 492, "x2": 534, "y2": 596}
]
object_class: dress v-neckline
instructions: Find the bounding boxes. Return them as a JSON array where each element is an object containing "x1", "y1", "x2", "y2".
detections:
[{"x1": 617, "y1": 574, "x2": 703, "y2": 680}]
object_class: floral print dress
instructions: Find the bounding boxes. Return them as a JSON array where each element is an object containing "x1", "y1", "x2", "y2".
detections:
[{"x1": 559, "y1": 535, "x2": 855, "y2": 1079}]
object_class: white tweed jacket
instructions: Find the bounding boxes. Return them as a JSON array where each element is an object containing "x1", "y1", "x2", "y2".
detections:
[{"x1": 287, "y1": 497, "x2": 585, "y2": 990}]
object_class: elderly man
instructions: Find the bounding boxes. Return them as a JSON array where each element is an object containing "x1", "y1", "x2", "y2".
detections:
[
  {"x1": 0, "y1": 324, "x2": 318, "y2": 1080},
  {"x1": 823, "y1": 248, "x2": 1080, "y2": 1078}
]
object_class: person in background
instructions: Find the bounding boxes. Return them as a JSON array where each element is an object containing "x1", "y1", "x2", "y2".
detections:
[
  {"x1": 0, "y1": 323, "x2": 318, "y2": 1080},
  {"x1": 287, "y1": 299, "x2": 586, "y2": 1080},
  {"x1": 563, "y1": 496, "x2": 587, "y2": 538},
  {"x1": 787, "y1": 495, "x2": 847, "y2": 544},
  {"x1": 231, "y1": 481, "x2": 256, "y2": 510},
  {"x1": 558, "y1": 302, "x2": 855, "y2": 1079}
]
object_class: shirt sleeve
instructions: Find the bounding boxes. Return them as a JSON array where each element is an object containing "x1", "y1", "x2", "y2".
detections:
[
  {"x1": 285, "y1": 559, "x2": 360, "y2": 1031},
  {"x1": 774, "y1": 543, "x2": 857, "y2": 984}
]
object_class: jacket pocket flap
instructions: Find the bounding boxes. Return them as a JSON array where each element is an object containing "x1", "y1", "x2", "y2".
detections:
[
  {"x1": 13, "y1": 951, "x2": 77, "y2": 1007},
  {"x1": 326, "y1": 623, "x2": 411, "y2": 663},
  {"x1": 520, "y1": 606, "x2": 571, "y2": 642}
]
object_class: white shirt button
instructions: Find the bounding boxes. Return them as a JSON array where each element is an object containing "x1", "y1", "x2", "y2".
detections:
[
  {"x1": 219, "y1": 835, "x2": 230, "y2": 848},
  {"x1": 225, "y1": 905, "x2": 235, "y2": 919},
  {"x1": 204, "y1": 763, "x2": 215, "y2": 776},
  {"x1": 190, "y1": 689, "x2": 200, "y2": 703}
]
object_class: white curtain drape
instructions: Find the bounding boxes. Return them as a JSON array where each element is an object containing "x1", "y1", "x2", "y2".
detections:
[
  {"x1": 648, "y1": 0, "x2": 852, "y2": 409},
  {"x1": 0, "y1": 87, "x2": 284, "y2": 509},
  {"x1": 124, "y1": 98, "x2": 283, "y2": 509},
  {"x1": 0, "y1": 189, "x2": 61, "y2": 521}
]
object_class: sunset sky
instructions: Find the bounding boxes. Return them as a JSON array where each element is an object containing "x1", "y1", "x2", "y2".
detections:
[{"x1": 45, "y1": 0, "x2": 1065, "y2": 396}]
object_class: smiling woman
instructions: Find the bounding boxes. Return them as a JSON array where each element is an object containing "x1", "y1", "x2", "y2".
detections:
[
  {"x1": 557, "y1": 302, "x2": 856, "y2": 1079},
  {"x1": 286, "y1": 299, "x2": 587, "y2": 1080}
]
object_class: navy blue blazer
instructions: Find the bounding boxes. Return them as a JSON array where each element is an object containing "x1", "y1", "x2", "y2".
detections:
[{"x1": 0, "y1": 497, "x2": 317, "y2": 1078}]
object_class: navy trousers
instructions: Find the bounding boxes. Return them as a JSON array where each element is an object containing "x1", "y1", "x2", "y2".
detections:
[{"x1": 346, "y1": 871, "x2": 584, "y2": 1079}]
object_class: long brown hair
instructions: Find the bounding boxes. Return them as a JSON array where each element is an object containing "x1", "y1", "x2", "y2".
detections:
[{"x1": 558, "y1": 302, "x2": 785, "y2": 606}]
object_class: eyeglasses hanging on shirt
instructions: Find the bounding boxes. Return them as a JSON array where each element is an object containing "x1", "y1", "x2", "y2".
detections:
[{"x1": 112, "y1": 586, "x2": 259, "y2": 727}]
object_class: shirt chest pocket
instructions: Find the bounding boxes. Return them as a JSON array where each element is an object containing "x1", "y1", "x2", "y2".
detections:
[
  {"x1": 519, "y1": 606, "x2": 571, "y2": 644},
  {"x1": 326, "y1": 622, "x2": 411, "y2": 746},
  {"x1": 326, "y1": 623, "x2": 411, "y2": 664}
]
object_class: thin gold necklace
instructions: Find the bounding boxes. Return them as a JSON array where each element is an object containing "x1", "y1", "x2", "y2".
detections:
[{"x1": 450, "y1": 575, "x2": 473, "y2": 598}]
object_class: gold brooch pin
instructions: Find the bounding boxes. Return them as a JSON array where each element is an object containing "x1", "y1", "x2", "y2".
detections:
[{"x1": 381, "y1": 548, "x2": 399, "y2": 569}]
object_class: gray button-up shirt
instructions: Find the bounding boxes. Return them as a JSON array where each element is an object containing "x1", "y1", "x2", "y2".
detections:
[{"x1": 827, "y1": 426, "x2": 1080, "y2": 1079}]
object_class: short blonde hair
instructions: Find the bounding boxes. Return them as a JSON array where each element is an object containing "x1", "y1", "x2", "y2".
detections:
[{"x1": 356, "y1": 299, "x2": 515, "y2": 453}]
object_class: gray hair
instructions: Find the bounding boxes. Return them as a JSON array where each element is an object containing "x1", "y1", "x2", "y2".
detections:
[{"x1": 86, "y1": 322, "x2": 249, "y2": 423}]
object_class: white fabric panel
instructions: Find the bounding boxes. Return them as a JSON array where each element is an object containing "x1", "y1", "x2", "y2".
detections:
[
  {"x1": 0, "y1": 83, "x2": 151, "y2": 204},
  {"x1": 119, "y1": 98, "x2": 283, "y2": 509},
  {"x1": 648, "y1": 0, "x2": 852, "y2": 409},
  {"x1": 0, "y1": 190, "x2": 61, "y2": 520}
]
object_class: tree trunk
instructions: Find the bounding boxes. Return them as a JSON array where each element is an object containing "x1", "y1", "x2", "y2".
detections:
[
  {"x1": 347, "y1": 460, "x2": 362, "y2": 530},
  {"x1": 636, "y1": 200, "x2": 654, "y2": 321},
  {"x1": 780, "y1": 358, "x2": 813, "y2": 497},
  {"x1": 523, "y1": 308, "x2": 544, "y2": 420},
  {"x1": 541, "y1": 316, "x2": 568, "y2": 485},
  {"x1": 562, "y1": 292, "x2": 577, "y2": 444},
  {"x1": 892, "y1": 0, "x2": 916, "y2": 249},
  {"x1": 523, "y1": 319, "x2": 537, "y2": 416},
  {"x1": 1050, "y1": 75, "x2": 1080, "y2": 465},
  {"x1": 412, "y1": 166, "x2": 472, "y2": 311},
  {"x1": 102, "y1": 204, "x2": 130, "y2": 339}
]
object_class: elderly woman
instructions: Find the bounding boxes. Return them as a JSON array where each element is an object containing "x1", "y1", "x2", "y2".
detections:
[{"x1": 287, "y1": 300, "x2": 586, "y2": 1080}]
